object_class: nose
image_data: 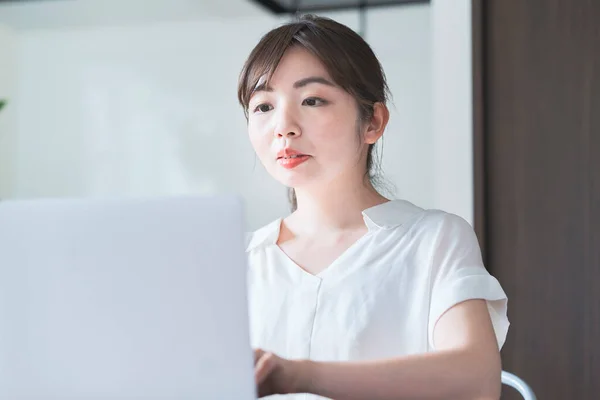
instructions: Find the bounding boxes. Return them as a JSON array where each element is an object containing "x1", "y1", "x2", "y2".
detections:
[{"x1": 274, "y1": 107, "x2": 301, "y2": 139}]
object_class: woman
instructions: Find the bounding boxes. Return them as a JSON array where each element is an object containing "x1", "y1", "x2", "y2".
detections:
[{"x1": 239, "y1": 14, "x2": 508, "y2": 400}]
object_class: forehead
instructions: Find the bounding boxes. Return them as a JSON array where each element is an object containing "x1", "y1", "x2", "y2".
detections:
[{"x1": 268, "y1": 46, "x2": 332, "y2": 85}]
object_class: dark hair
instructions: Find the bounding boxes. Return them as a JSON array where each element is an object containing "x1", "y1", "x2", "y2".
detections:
[{"x1": 237, "y1": 14, "x2": 391, "y2": 212}]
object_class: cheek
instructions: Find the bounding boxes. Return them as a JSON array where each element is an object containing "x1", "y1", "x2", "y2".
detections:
[
  {"x1": 248, "y1": 123, "x2": 273, "y2": 160},
  {"x1": 313, "y1": 118, "x2": 360, "y2": 156}
]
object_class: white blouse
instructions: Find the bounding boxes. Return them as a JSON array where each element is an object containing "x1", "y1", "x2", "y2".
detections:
[{"x1": 246, "y1": 200, "x2": 509, "y2": 400}]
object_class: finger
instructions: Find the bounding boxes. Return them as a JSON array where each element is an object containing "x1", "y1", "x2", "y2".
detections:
[
  {"x1": 254, "y1": 352, "x2": 276, "y2": 384},
  {"x1": 253, "y1": 349, "x2": 264, "y2": 365},
  {"x1": 254, "y1": 352, "x2": 272, "y2": 383}
]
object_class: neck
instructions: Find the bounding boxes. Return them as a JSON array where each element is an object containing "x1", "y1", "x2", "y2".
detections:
[{"x1": 290, "y1": 177, "x2": 389, "y2": 235}]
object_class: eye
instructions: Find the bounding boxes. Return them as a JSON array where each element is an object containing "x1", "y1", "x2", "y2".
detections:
[
  {"x1": 302, "y1": 97, "x2": 327, "y2": 107},
  {"x1": 253, "y1": 103, "x2": 273, "y2": 113}
]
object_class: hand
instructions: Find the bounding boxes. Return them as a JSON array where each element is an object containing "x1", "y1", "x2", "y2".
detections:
[{"x1": 253, "y1": 349, "x2": 305, "y2": 398}]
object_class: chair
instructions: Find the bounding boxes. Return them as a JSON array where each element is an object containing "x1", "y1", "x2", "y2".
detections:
[{"x1": 501, "y1": 371, "x2": 536, "y2": 400}]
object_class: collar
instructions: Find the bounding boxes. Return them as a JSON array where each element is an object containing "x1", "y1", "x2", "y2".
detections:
[
  {"x1": 245, "y1": 218, "x2": 282, "y2": 252},
  {"x1": 245, "y1": 199, "x2": 424, "y2": 252},
  {"x1": 361, "y1": 199, "x2": 424, "y2": 230}
]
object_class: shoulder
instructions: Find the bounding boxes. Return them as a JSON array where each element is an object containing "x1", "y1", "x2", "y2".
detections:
[
  {"x1": 368, "y1": 199, "x2": 474, "y2": 238},
  {"x1": 245, "y1": 217, "x2": 282, "y2": 253},
  {"x1": 374, "y1": 201, "x2": 480, "y2": 260},
  {"x1": 406, "y1": 209, "x2": 480, "y2": 257},
  {"x1": 413, "y1": 209, "x2": 476, "y2": 238}
]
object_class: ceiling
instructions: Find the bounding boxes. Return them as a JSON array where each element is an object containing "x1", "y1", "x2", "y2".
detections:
[
  {"x1": 0, "y1": 0, "x2": 430, "y2": 30},
  {"x1": 0, "y1": 0, "x2": 269, "y2": 30},
  {"x1": 250, "y1": 0, "x2": 428, "y2": 14}
]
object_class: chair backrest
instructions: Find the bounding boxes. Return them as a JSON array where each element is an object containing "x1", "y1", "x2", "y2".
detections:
[{"x1": 501, "y1": 371, "x2": 536, "y2": 400}]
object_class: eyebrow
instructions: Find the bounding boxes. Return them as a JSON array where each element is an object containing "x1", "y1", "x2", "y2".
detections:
[
  {"x1": 293, "y1": 76, "x2": 336, "y2": 88},
  {"x1": 252, "y1": 76, "x2": 336, "y2": 94}
]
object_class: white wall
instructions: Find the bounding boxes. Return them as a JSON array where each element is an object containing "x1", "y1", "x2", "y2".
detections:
[
  {"x1": 0, "y1": 24, "x2": 17, "y2": 199},
  {"x1": 1, "y1": 1, "x2": 437, "y2": 230},
  {"x1": 14, "y1": 16, "x2": 285, "y2": 230},
  {"x1": 431, "y1": 0, "x2": 473, "y2": 223}
]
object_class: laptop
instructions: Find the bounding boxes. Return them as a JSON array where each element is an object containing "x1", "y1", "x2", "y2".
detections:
[{"x1": 0, "y1": 195, "x2": 256, "y2": 399}]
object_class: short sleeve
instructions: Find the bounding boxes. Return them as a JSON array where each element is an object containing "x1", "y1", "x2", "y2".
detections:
[{"x1": 427, "y1": 213, "x2": 509, "y2": 350}]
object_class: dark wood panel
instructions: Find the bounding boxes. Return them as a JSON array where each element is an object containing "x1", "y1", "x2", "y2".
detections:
[
  {"x1": 475, "y1": 0, "x2": 600, "y2": 399},
  {"x1": 583, "y1": 38, "x2": 600, "y2": 395},
  {"x1": 471, "y1": 0, "x2": 486, "y2": 262}
]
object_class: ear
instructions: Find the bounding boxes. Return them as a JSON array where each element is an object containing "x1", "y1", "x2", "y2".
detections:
[{"x1": 364, "y1": 102, "x2": 390, "y2": 145}]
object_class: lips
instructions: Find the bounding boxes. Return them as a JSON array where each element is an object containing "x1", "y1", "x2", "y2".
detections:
[
  {"x1": 277, "y1": 148, "x2": 308, "y2": 160},
  {"x1": 276, "y1": 148, "x2": 311, "y2": 169}
]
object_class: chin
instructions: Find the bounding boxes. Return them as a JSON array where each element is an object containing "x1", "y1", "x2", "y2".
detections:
[
  {"x1": 272, "y1": 170, "x2": 314, "y2": 189},
  {"x1": 275, "y1": 176, "x2": 305, "y2": 189}
]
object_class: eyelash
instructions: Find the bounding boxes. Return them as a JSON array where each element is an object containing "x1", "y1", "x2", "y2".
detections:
[{"x1": 252, "y1": 97, "x2": 328, "y2": 114}]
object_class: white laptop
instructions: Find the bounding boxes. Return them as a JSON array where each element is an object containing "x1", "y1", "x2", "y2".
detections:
[{"x1": 0, "y1": 195, "x2": 256, "y2": 399}]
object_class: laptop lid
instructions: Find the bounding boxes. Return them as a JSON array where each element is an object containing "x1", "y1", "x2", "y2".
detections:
[{"x1": 0, "y1": 195, "x2": 256, "y2": 399}]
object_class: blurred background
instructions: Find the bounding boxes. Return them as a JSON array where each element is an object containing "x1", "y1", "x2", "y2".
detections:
[
  {"x1": 0, "y1": 0, "x2": 472, "y2": 231},
  {"x1": 0, "y1": 0, "x2": 598, "y2": 399}
]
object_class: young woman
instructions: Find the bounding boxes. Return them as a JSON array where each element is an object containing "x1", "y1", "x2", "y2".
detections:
[{"x1": 239, "y1": 14, "x2": 508, "y2": 400}]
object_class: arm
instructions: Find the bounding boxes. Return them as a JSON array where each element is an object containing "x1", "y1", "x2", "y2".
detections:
[{"x1": 255, "y1": 299, "x2": 502, "y2": 399}]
